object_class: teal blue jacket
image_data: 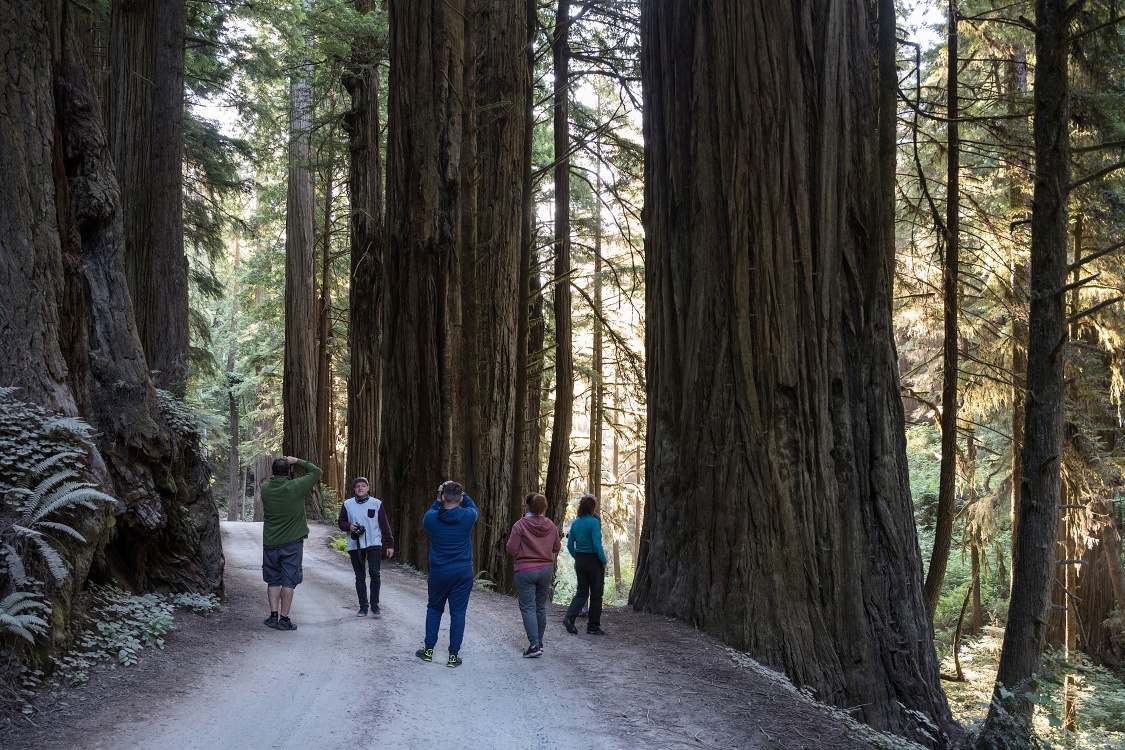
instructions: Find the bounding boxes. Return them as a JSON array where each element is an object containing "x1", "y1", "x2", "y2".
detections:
[{"x1": 567, "y1": 515, "x2": 607, "y2": 565}]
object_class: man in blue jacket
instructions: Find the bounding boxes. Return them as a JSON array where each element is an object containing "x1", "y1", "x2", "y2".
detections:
[{"x1": 416, "y1": 480, "x2": 478, "y2": 668}]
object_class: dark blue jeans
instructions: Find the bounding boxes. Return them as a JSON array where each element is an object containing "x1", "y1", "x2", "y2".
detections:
[
  {"x1": 348, "y1": 546, "x2": 382, "y2": 607},
  {"x1": 425, "y1": 565, "x2": 474, "y2": 654}
]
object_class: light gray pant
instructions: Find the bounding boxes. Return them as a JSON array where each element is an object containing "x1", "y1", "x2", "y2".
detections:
[{"x1": 514, "y1": 565, "x2": 552, "y2": 647}]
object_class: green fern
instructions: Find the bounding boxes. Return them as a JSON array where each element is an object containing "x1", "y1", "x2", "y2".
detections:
[{"x1": 0, "y1": 591, "x2": 50, "y2": 643}]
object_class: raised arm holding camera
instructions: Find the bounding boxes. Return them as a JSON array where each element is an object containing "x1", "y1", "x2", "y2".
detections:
[
  {"x1": 260, "y1": 456, "x2": 321, "y2": 631},
  {"x1": 337, "y1": 477, "x2": 395, "y2": 618}
]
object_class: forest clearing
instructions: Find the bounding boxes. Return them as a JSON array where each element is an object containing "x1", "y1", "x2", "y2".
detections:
[{"x1": 2, "y1": 1, "x2": 1125, "y2": 748}]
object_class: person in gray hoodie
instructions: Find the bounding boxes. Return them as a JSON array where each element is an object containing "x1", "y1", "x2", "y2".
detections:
[{"x1": 505, "y1": 492, "x2": 562, "y2": 658}]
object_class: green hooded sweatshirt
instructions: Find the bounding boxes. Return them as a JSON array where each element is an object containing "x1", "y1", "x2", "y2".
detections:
[{"x1": 261, "y1": 459, "x2": 322, "y2": 548}]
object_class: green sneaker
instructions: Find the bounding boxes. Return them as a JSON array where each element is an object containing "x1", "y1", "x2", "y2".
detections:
[
  {"x1": 446, "y1": 654, "x2": 462, "y2": 669},
  {"x1": 415, "y1": 647, "x2": 433, "y2": 662}
]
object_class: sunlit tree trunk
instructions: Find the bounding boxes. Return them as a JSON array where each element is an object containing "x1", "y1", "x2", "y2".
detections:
[
  {"x1": 544, "y1": 0, "x2": 574, "y2": 532},
  {"x1": 283, "y1": 2, "x2": 322, "y2": 517},
  {"x1": 227, "y1": 245, "x2": 241, "y2": 522},
  {"x1": 924, "y1": 0, "x2": 960, "y2": 617},
  {"x1": 981, "y1": 0, "x2": 1070, "y2": 740},
  {"x1": 633, "y1": 1, "x2": 954, "y2": 742},
  {"x1": 343, "y1": 0, "x2": 384, "y2": 494}
]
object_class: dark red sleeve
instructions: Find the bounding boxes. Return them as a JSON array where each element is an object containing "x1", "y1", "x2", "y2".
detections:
[
  {"x1": 378, "y1": 505, "x2": 394, "y2": 549},
  {"x1": 337, "y1": 503, "x2": 351, "y2": 532}
]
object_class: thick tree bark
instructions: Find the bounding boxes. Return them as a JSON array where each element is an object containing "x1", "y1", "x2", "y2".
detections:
[
  {"x1": 632, "y1": 1, "x2": 954, "y2": 743},
  {"x1": 283, "y1": 5, "x2": 322, "y2": 517},
  {"x1": 0, "y1": 0, "x2": 222, "y2": 618},
  {"x1": 925, "y1": 0, "x2": 960, "y2": 617},
  {"x1": 461, "y1": 0, "x2": 528, "y2": 590},
  {"x1": 316, "y1": 120, "x2": 340, "y2": 499},
  {"x1": 981, "y1": 0, "x2": 1070, "y2": 740},
  {"x1": 544, "y1": 0, "x2": 574, "y2": 533},
  {"x1": 150, "y1": 0, "x2": 189, "y2": 395},
  {"x1": 105, "y1": 0, "x2": 157, "y2": 367},
  {"x1": 343, "y1": 0, "x2": 384, "y2": 499},
  {"x1": 227, "y1": 247, "x2": 240, "y2": 522},
  {"x1": 382, "y1": 0, "x2": 468, "y2": 568}
]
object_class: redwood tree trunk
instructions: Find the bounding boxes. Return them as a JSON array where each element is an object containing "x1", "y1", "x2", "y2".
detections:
[
  {"x1": 982, "y1": 0, "x2": 1070, "y2": 739},
  {"x1": 381, "y1": 0, "x2": 468, "y2": 568},
  {"x1": 0, "y1": 0, "x2": 222, "y2": 614},
  {"x1": 632, "y1": 1, "x2": 954, "y2": 743},
  {"x1": 343, "y1": 0, "x2": 384, "y2": 497},
  {"x1": 105, "y1": 0, "x2": 157, "y2": 367},
  {"x1": 464, "y1": 0, "x2": 530, "y2": 589},
  {"x1": 150, "y1": 0, "x2": 189, "y2": 395},
  {"x1": 544, "y1": 0, "x2": 574, "y2": 532},
  {"x1": 283, "y1": 7, "x2": 322, "y2": 517}
]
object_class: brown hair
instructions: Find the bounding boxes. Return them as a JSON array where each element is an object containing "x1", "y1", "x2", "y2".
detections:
[
  {"x1": 577, "y1": 493, "x2": 597, "y2": 516},
  {"x1": 524, "y1": 492, "x2": 547, "y2": 516}
]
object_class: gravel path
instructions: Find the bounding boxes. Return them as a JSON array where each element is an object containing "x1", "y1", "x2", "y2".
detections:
[{"x1": 5, "y1": 522, "x2": 889, "y2": 750}]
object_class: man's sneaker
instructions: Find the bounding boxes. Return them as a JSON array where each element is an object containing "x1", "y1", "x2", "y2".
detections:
[
  {"x1": 563, "y1": 616, "x2": 578, "y2": 635},
  {"x1": 586, "y1": 627, "x2": 606, "y2": 636},
  {"x1": 263, "y1": 612, "x2": 278, "y2": 628},
  {"x1": 416, "y1": 647, "x2": 434, "y2": 662},
  {"x1": 446, "y1": 654, "x2": 463, "y2": 668},
  {"x1": 522, "y1": 644, "x2": 543, "y2": 658},
  {"x1": 357, "y1": 605, "x2": 368, "y2": 617},
  {"x1": 370, "y1": 605, "x2": 382, "y2": 619},
  {"x1": 274, "y1": 616, "x2": 297, "y2": 631}
]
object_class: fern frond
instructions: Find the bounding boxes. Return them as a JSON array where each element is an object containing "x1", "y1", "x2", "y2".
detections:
[
  {"x1": 41, "y1": 415, "x2": 95, "y2": 439},
  {"x1": 34, "y1": 521, "x2": 87, "y2": 542},
  {"x1": 26, "y1": 454, "x2": 76, "y2": 481},
  {"x1": 0, "y1": 591, "x2": 49, "y2": 614},
  {"x1": 29, "y1": 471, "x2": 80, "y2": 503},
  {"x1": 30, "y1": 535, "x2": 69, "y2": 583},
  {"x1": 1, "y1": 544, "x2": 27, "y2": 583},
  {"x1": 9, "y1": 524, "x2": 44, "y2": 539},
  {"x1": 28, "y1": 484, "x2": 116, "y2": 522}
]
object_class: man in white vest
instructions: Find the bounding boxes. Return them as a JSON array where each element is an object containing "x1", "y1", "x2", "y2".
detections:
[{"x1": 337, "y1": 477, "x2": 395, "y2": 617}]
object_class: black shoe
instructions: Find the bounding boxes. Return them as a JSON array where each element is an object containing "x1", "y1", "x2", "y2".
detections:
[
  {"x1": 522, "y1": 644, "x2": 543, "y2": 658},
  {"x1": 446, "y1": 654, "x2": 463, "y2": 668},
  {"x1": 264, "y1": 612, "x2": 278, "y2": 628},
  {"x1": 274, "y1": 616, "x2": 297, "y2": 631},
  {"x1": 563, "y1": 616, "x2": 578, "y2": 635},
  {"x1": 357, "y1": 605, "x2": 368, "y2": 617},
  {"x1": 370, "y1": 605, "x2": 382, "y2": 619},
  {"x1": 587, "y1": 627, "x2": 606, "y2": 636},
  {"x1": 416, "y1": 647, "x2": 434, "y2": 662}
]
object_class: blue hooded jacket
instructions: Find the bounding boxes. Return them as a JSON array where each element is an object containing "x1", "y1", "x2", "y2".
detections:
[{"x1": 423, "y1": 494, "x2": 479, "y2": 572}]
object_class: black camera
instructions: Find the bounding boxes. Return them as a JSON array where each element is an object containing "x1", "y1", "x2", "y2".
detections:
[{"x1": 350, "y1": 524, "x2": 366, "y2": 541}]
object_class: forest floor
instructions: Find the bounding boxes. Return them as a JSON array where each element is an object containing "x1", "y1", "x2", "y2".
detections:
[{"x1": 3, "y1": 522, "x2": 909, "y2": 750}]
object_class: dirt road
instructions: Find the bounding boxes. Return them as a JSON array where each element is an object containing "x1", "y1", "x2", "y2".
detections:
[{"x1": 7, "y1": 522, "x2": 889, "y2": 750}]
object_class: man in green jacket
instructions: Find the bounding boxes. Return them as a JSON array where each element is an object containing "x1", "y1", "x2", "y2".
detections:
[{"x1": 261, "y1": 456, "x2": 321, "y2": 631}]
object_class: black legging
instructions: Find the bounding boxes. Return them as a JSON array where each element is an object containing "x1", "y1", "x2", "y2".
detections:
[
  {"x1": 348, "y1": 546, "x2": 382, "y2": 607},
  {"x1": 565, "y1": 552, "x2": 603, "y2": 628}
]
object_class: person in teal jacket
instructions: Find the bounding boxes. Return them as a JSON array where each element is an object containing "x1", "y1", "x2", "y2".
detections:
[{"x1": 562, "y1": 493, "x2": 607, "y2": 635}]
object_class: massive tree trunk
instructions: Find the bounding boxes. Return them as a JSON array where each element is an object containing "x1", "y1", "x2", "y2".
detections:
[
  {"x1": 343, "y1": 0, "x2": 384, "y2": 497},
  {"x1": 460, "y1": 0, "x2": 528, "y2": 590},
  {"x1": 316, "y1": 120, "x2": 341, "y2": 499},
  {"x1": 981, "y1": 0, "x2": 1070, "y2": 741},
  {"x1": 150, "y1": 0, "x2": 189, "y2": 395},
  {"x1": 0, "y1": 0, "x2": 222, "y2": 629},
  {"x1": 283, "y1": 5, "x2": 322, "y2": 518},
  {"x1": 381, "y1": 0, "x2": 468, "y2": 568},
  {"x1": 544, "y1": 0, "x2": 574, "y2": 532},
  {"x1": 924, "y1": 0, "x2": 960, "y2": 617},
  {"x1": 632, "y1": 1, "x2": 954, "y2": 743},
  {"x1": 105, "y1": 0, "x2": 157, "y2": 367}
]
